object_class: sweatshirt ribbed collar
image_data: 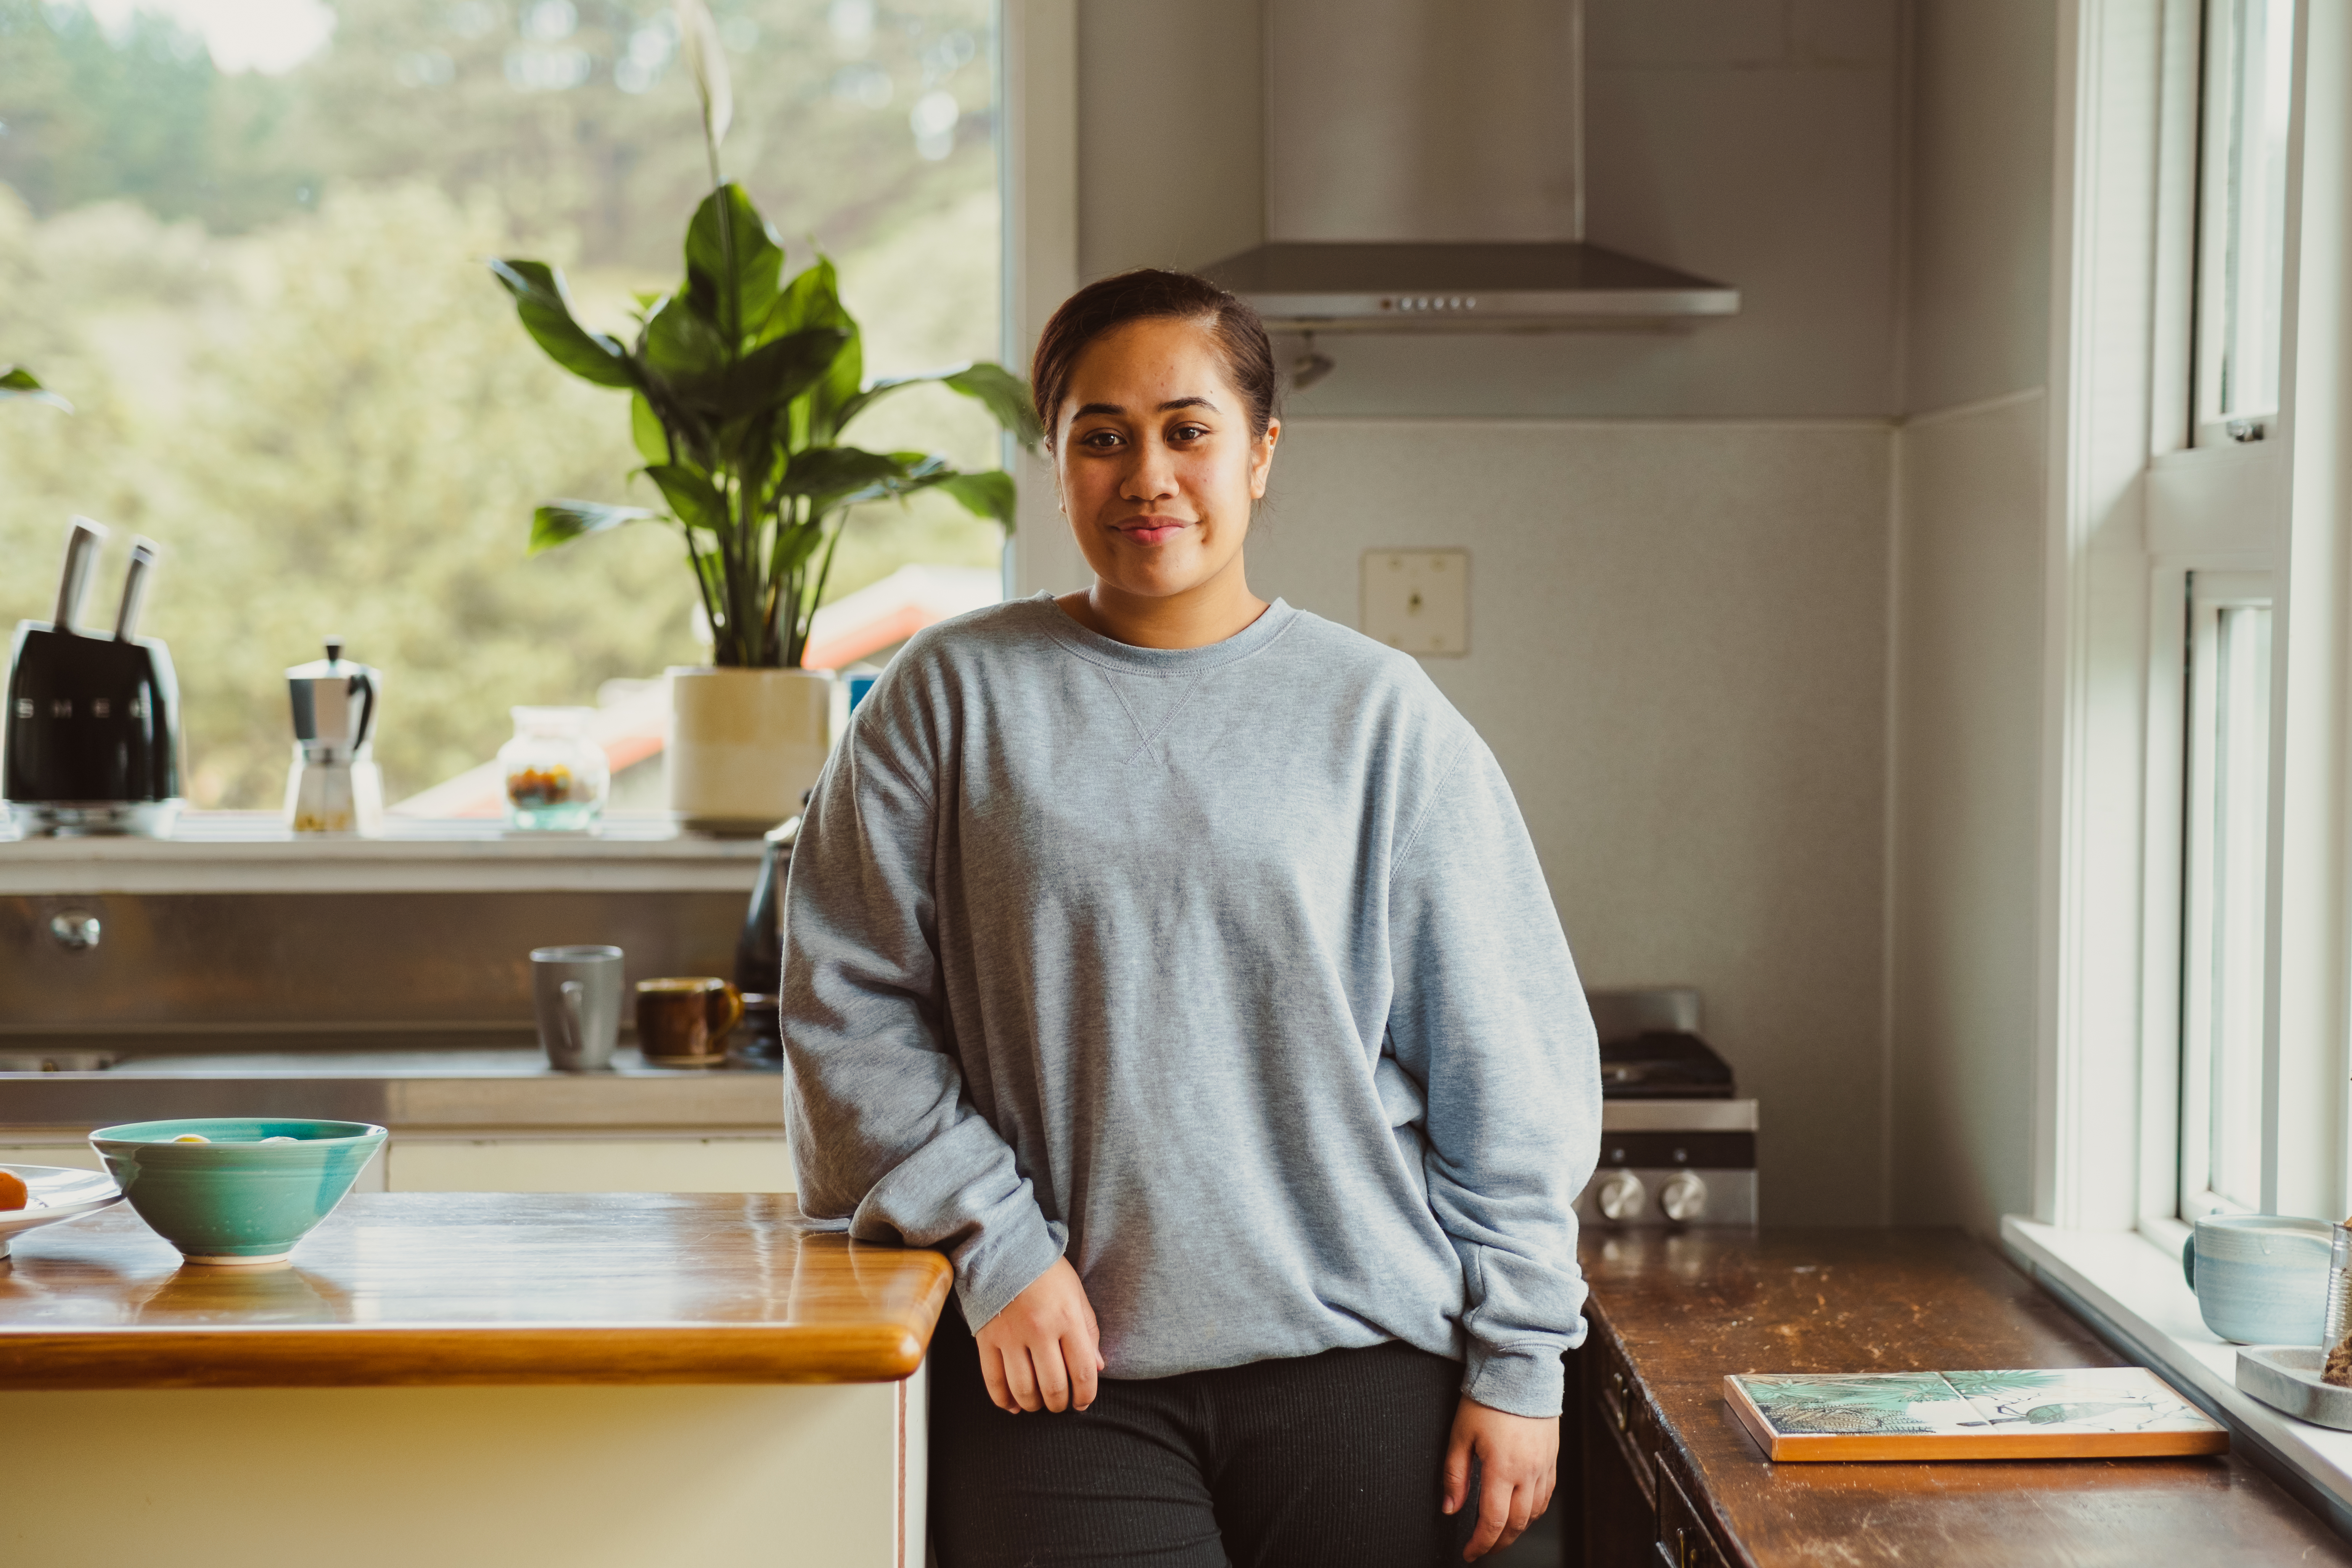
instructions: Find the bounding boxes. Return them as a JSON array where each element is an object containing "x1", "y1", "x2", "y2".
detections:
[{"x1": 1028, "y1": 592, "x2": 1299, "y2": 677}]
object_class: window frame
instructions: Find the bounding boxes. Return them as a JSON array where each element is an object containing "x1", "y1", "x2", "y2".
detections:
[
  {"x1": 2174, "y1": 569, "x2": 2277, "y2": 1219},
  {"x1": 2135, "y1": 445, "x2": 2286, "y2": 1238},
  {"x1": 2042, "y1": 0, "x2": 2339, "y2": 1241},
  {"x1": 2122, "y1": 0, "x2": 2320, "y2": 1247},
  {"x1": 2193, "y1": 0, "x2": 2301, "y2": 445}
]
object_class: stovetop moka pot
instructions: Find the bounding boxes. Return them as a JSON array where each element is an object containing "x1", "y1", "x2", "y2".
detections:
[
  {"x1": 284, "y1": 638, "x2": 383, "y2": 835},
  {"x1": 2, "y1": 517, "x2": 183, "y2": 837}
]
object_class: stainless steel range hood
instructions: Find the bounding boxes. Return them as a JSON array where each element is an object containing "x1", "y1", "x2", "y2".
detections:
[{"x1": 1201, "y1": 0, "x2": 1739, "y2": 331}]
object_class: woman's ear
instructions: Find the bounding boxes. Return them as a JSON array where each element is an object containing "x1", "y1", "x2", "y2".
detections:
[{"x1": 1249, "y1": 418, "x2": 1282, "y2": 500}]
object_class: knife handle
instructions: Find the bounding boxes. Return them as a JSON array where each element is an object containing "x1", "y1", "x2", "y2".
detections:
[
  {"x1": 114, "y1": 537, "x2": 159, "y2": 642},
  {"x1": 52, "y1": 515, "x2": 107, "y2": 632}
]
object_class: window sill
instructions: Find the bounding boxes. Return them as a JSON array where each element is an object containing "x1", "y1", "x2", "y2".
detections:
[
  {"x1": 2003, "y1": 1215, "x2": 2352, "y2": 1532},
  {"x1": 0, "y1": 812, "x2": 765, "y2": 893}
]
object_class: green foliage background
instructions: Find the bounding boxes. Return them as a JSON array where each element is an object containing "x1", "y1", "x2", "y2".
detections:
[{"x1": 0, "y1": 0, "x2": 1002, "y2": 808}]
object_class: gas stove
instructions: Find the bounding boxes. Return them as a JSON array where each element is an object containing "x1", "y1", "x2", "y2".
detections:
[{"x1": 1576, "y1": 987, "x2": 1757, "y2": 1228}]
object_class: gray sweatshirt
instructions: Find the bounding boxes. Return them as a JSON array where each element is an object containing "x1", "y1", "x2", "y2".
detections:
[{"x1": 782, "y1": 595, "x2": 1601, "y2": 1417}]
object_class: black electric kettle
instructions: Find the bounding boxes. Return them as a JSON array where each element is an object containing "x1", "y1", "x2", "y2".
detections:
[{"x1": 2, "y1": 517, "x2": 183, "y2": 836}]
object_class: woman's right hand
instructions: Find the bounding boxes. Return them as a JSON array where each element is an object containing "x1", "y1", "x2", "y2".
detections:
[{"x1": 973, "y1": 1256, "x2": 1105, "y2": 1413}]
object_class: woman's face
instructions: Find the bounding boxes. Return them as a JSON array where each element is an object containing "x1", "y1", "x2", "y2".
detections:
[{"x1": 1054, "y1": 316, "x2": 1278, "y2": 605}]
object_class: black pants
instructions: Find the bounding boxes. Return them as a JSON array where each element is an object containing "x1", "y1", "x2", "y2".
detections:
[{"x1": 930, "y1": 1300, "x2": 1477, "y2": 1568}]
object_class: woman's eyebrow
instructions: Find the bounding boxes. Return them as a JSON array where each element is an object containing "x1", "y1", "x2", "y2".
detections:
[{"x1": 1070, "y1": 396, "x2": 1221, "y2": 418}]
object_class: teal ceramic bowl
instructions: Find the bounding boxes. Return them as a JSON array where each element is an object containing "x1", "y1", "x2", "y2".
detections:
[{"x1": 88, "y1": 1118, "x2": 386, "y2": 1266}]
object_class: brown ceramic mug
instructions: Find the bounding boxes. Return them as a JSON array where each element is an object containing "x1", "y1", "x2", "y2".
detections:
[{"x1": 634, "y1": 977, "x2": 743, "y2": 1067}]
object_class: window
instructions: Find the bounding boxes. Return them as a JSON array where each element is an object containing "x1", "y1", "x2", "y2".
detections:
[
  {"x1": 2176, "y1": 573, "x2": 2274, "y2": 1217},
  {"x1": 2195, "y1": 0, "x2": 2296, "y2": 441},
  {"x1": 2139, "y1": 0, "x2": 2298, "y2": 1229},
  {"x1": 0, "y1": 0, "x2": 1002, "y2": 810}
]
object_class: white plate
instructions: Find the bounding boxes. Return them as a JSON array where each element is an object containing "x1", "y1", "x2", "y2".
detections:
[{"x1": 0, "y1": 1164, "x2": 124, "y2": 1258}]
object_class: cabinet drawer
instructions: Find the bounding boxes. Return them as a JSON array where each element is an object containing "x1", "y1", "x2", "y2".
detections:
[
  {"x1": 1655, "y1": 1457, "x2": 1732, "y2": 1568},
  {"x1": 1595, "y1": 1337, "x2": 1659, "y2": 1506}
]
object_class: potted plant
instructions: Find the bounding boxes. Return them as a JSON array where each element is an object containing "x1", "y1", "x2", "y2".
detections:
[{"x1": 489, "y1": 0, "x2": 1038, "y2": 830}]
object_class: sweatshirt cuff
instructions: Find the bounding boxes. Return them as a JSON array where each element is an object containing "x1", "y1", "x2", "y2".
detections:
[
  {"x1": 1463, "y1": 1340, "x2": 1567, "y2": 1418},
  {"x1": 952, "y1": 1207, "x2": 1068, "y2": 1330}
]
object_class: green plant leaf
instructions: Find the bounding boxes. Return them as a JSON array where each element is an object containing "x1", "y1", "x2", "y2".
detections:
[
  {"x1": 835, "y1": 361, "x2": 1040, "y2": 449},
  {"x1": 640, "y1": 289, "x2": 730, "y2": 385},
  {"x1": 765, "y1": 257, "x2": 862, "y2": 442},
  {"x1": 777, "y1": 445, "x2": 922, "y2": 515},
  {"x1": 644, "y1": 463, "x2": 729, "y2": 535},
  {"x1": 630, "y1": 393, "x2": 670, "y2": 465},
  {"x1": 713, "y1": 326, "x2": 848, "y2": 421},
  {"x1": 0, "y1": 366, "x2": 71, "y2": 412},
  {"x1": 941, "y1": 364, "x2": 1043, "y2": 449},
  {"x1": 762, "y1": 254, "x2": 853, "y2": 341},
  {"x1": 488, "y1": 260, "x2": 637, "y2": 389},
  {"x1": 529, "y1": 500, "x2": 661, "y2": 555},
  {"x1": 929, "y1": 470, "x2": 1018, "y2": 527},
  {"x1": 685, "y1": 183, "x2": 785, "y2": 339},
  {"x1": 774, "y1": 519, "x2": 829, "y2": 576},
  {"x1": 737, "y1": 433, "x2": 784, "y2": 508}
]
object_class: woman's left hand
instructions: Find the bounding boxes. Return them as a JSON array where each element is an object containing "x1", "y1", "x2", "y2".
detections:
[{"x1": 1441, "y1": 1396, "x2": 1558, "y2": 1562}]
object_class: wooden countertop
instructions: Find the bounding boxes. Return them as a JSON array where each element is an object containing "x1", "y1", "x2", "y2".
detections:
[
  {"x1": 0, "y1": 1192, "x2": 951, "y2": 1390},
  {"x1": 1582, "y1": 1227, "x2": 2352, "y2": 1566}
]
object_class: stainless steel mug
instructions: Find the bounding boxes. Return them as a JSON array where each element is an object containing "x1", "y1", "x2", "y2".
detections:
[{"x1": 531, "y1": 944, "x2": 623, "y2": 1072}]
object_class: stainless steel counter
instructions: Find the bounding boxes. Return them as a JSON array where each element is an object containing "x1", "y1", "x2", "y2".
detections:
[{"x1": 0, "y1": 1050, "x2": 783, "y2": 1132}]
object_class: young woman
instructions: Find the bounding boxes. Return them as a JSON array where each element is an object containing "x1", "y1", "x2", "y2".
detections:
[{"x1": 783, "y1": 269, "x2": 1601, "y2": 1567}]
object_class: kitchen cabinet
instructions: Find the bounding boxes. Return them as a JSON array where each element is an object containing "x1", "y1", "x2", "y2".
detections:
[
  {"x1": 382, "y1": 1131, "x2": 792, "y2": 1192},
  {"x1": 0, "y1": 1192, "x2": 940, "y2": 1568},
  {"x1": 0, "y1": 1139, "x2": 103, "y2": 1173}
]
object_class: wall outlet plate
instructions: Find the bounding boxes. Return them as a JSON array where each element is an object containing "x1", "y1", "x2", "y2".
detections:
[{"x1": 1361, "y1": 548, "x2": 1469, "y2": 655}]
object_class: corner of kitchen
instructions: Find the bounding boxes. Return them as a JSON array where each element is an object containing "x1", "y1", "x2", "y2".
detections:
[{"x1": 10, "y1": 0, "x2": 2352, "y2": 1565}]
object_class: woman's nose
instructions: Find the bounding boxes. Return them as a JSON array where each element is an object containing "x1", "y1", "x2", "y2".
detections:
[{"x1": 1120, "y1": 441, "x2": 1178, "y2": 502}]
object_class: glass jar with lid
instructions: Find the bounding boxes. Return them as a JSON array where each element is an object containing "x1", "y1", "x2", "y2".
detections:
[{"x1": 498, "y1": 707, "x2": 609, "y2": 831}]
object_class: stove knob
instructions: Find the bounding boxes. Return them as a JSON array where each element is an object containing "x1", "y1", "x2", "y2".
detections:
[
  {"x1": 1660, "y1": 1171, "x2": 1708, "y2": 1224},
  {"x1": 1596, "y1": 1171, "x2": 1647, "y2": 1222},
  {"x1": 47, "y1": 911, "x2": 101, "y2": 952}
]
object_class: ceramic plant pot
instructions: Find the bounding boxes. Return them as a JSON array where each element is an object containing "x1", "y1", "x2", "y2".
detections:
[{"x1": 666, "y1": 666, "x2": 835, "y2": 835}]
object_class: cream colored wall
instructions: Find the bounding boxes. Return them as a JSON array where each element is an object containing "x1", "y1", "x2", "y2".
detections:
[
  {"x1": 1887, "y1": 394, "x2": 2049, "y2": 1233},
  {"x1": 1251, "y1": 418, "x2": 1893, "y2": 1225},
  {"x1": 1903, "y1": 0, "x2": 2060, "y2": 412},
  {"x1": 1885, "y1": 0, "x2": 2060, "y2": 1232}
]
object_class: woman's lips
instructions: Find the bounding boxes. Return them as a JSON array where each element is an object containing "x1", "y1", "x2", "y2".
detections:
[{"x1": 1113, "y1": 518, "x2": 1190, "y2": 546}]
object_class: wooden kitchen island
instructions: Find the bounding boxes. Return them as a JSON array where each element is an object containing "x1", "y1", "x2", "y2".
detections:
[
  {"x1": 0, "y1": 1192, "x2": 949, "y2": 1568},
  {"x1": 1578, "y1": 1228, "x2": 2352, "y2": 1566}
]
